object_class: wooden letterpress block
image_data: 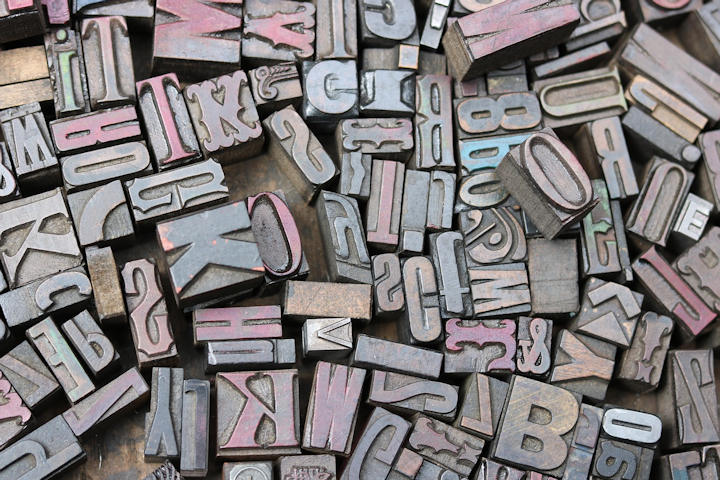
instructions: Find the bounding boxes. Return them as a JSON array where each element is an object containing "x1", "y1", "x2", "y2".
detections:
[
  {"x1": 528, "y1": 238, "x2": 579, "y2": 315},
  {"x1": 280, "y1": 455, "x2": 336, "y2": 480},
  {"x1": 625, "y1": 75, "x2": 707, "y2": 144},
  {"x1": 426, "y1": 171, "x2": 455, "y2": 231},
  {"x1": 550, "y1": 330, "x2": 616, "y2": 401},
  {"x1": 283, "y1": 281, "x2": 372, "y2": 322},
  {"x1": 0, "y1": 102, "x2": 59, "y2": 190},
  {"x1": 0, "y1": 143, "x2": 19, "y2": 205},
  {"x1": 153, "y1": 0, "x2": 242, "y2": 77},
  {"x1": 443, "y1": 318, "x2": 516, "y2": 374},
  {"x1": 303, "y1": 362, "x2": 365, "y2": 455},
  {"x1": 372, "y1": 253, "x2": 405, "y2": 319},
  {"x1": 0, "y1": 341, "x2": 60, "y2": 410},
  {"x1": 0, "y1": 0, "x2": 44, "y2": 42},
  {"x1": 366, "y1": 159, "x2": 404, "y2": 251},
  {"x1": 358, "y1": 0, "x2": 417, "y2": 46},
  {"x1": 672, "y1": 194, "x2": 713, "y2": 249},
  {"x1": 428, "y1": 231, "x2": 472, "y2": 319},
  {"x1": 622, "y1": 106, "x2": 701, "y2": 170},
  {"x1": 532, "y1": 42, "x2": 611, "y2": 79},
  {"x1": 193, "y1": 306, "x2": 281, "y2": 345},
  {"x1": 216, "y1": 370, "x2": 301, "y2": 458},
  {"x1": 407, "y1": 415, "x2": 484, "y2": 476},
  {"x1": 222, "y1": 462, "x2": 273, "y2": 480},
  {"x1": 486, "y1": 60, "x2": 528, "y2": 94},
  {"x1": 617, "y1": 312, "x2": 673, "y2": 392},
  {"x1": 562, "y1": 403, "x2": 603, "y2": 480},
  {"x1": 496, "y1": 132, "x2": 598, "y2": 239},
  {"x1": 455, "y1": 171, "x2": 510, "y2": 213},
  {"x1": 697, "y1": 130, "x2": 720, "y2": 212},
  {"x1": 468, "y1": 262, "x2": 531, "y2": 318},
  {"x1": 125, "y1": 159, "x2": 229, "y2": 226},
  {"x1": 633, "y1": 246, "x2": 716, "y2": 339},
  {"x1": 625, "y1": 157, "x2": 693, "y2": 248},
  {"x1": 340, "y1": 407, "x2": 411, "y2": 480},
  {"x1": 454, "y1": 373, "x2": 508, "y2": 440},
  {"x1": 591, "y1": 439, "x2": 654, "y2": 480},
  {"x1": 368, "y1": 371, "x2": 458, "y2": 421},
  {"x1": 74, "y1": 0, "x2": 153, "y2": 26},
  {"x1": 565, "y1": 0, "x2": 626, "y2": 52},
  {"x1": 517, "y1": 316, "x2": 552, "y2": 377},
  {"x1": 658, "y1": 445, "x2": 720, "y2": 480},
  {"x1": 0, "y1": 369, "x2": 31, "y2": 449},
  {"x1": 248, "y1": 62, "x2": 303, "y2": 117},
  {"x1": 302, "y1": 317, "x2": 353, "y2": 358},
  {"x1": 180, "y1": 379, "x2": 210, "y2": 477},
  {"x1": 141, "y1": 460, "x2": 182, "y2": 480},
  {"x1": 616, "y1": 23, "x2": 720, "y2": 122},
  {"x1": 45, "y1": 27, "x2": 90, "y2": 118},
  {"x1": 264, "y1": 106, "x2": 338, "y2": 203},
  {"x1": 492, "y1": 376, "x2": 580, "y2": 477},
  {"x1": 49, "y1": 105, "x2": 142, "y2": 155},
  {"x1": 0, "y1": 266, "x2": 92, "y2": 329},
  {"x1": 602, "y1": 408, "x2": 662, "y2": 446},
  {"x1": 205, "y1": 339, "x2": 295, "y2": 372},
  {"x1": 580, "y1": 180, "x2": 623, "y2": 279},
  {"x1": 359, "y1": 69, "x2": 415, "y2": 117},
  {"x1": 352, "y1": 334, "x2": 443, "y2": 379},
  {"x1": 420, "y1": 0, "x2": 451, "y2": 50},
  {"x1": 316, "y1": 0, "x2": 357, "y2": 60},
  {"x1": 62, "y1": 367, "x2": 148, "y2": 437},
  {"x1": 156, "y1": 201, "x2": 265, "y2": 309},
  {"x1": 67, "y1": 180, "x2": 134, "y2": 247},
  {"x1": 248, "y1": 190, "x2": 309, "y2": 287},
  {"x1": 628, "y1": 0, "x2": 701, "y2": 25},
  {"x1": 679, "y1": 1, "x2": 720, "y2": 70},
  {"x1": 611, "y1": 200, "x2": 634, "y2": 284},
  {"x1": 0, "y1": 46, "x2": 53, "y2": 111},
  {"x1": 0, "y1": 415, "x2": 84, "y2": 479},
  {"x1": 572, "y1": 278, "x2": 643, "y2": 348},
  {"x1": 303, "y1": 60, "x2": 359, "y2": 131},
  {"x1": 61, "y1": 141, "x2": 153, "y2": 192},
  {"x1": 185, "y1": 70, "x2": 264, "y2": 163},
  {"x1": 242, "y1": 0, "x2": 315, "y2": 65},
  {"x1": 339, "y1": 152, "x2": 371, "y2": 201},
  {"x1": 401, "y1": 256, "x2": 442, "y2": 345},
  {"x1": 316, "y1": 191, "x2": 372, "y2": 284},
  {"x1": 477, "y1": 459, "x2": 526, "y2": 480},
  {"x1": 0, "y1": 189, "x2": 82, "y2": 289},
  {"x1": 137, "y1": 73, "x2": 201, "y2": 170},
  {"x1": 145, "y1": 367, "x2": 183, "y2": 461},
  {"x1": 458, "y1": 132, "x2": 533, "y2": 177},
  {"x1": 442, "y1": 0, "x2": 579, "y2": 80},
  {"x1": 574, "y1": 117, "x2": 638, "y2": 200},
  {"x1": 337, "y1": 117, "x2": 414, "y2": 161},
  {"x1": 121, "y1": 258, "x2": 178, "y2": 368},
  {"x1": 399, "y1": 170, "x2": 430, "y2": 254},
  {"x1": 454, "y1": 92, "x2": 542, "y2": 140},
  {"x1": 675, "y1": 226, "x2": 720, "y2": 313},
  {"x1": 61, "y1": 310, "x2": 119, "y2": 377},
  {"x1": 27, "y1": 317, "x2": 95, "y2": 404},
  {"x1": 660, "y1": 350, "x2": 720, "y2": 449},
  {"x1": 459, "y1": 204, "x2": 527, "y2": 267},
  {"x1": 87, "y1": 246, "x2": 126, "y2": 325},
  {"x1": 533, "y1": 66, "x2": 627, "y2": 129},
  {"x1": 81, "y1": 16, "x2": 135, "y2": 109}
]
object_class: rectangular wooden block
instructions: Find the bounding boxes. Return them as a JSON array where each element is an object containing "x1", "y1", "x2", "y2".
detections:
[{"x1": 283, "y1": 281, "x2": 372, "y2": 322}]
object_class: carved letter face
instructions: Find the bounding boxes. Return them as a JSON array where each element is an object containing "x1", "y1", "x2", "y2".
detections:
[
  {"x1": 0, "y1": 189, "x2": 82, "y2": 289},
  {"x1": 216, "y1": 370, "x2": 300, "y2": 458},
  {"x1": 185, "y1": 70, "x2": 263, "y2": 162},
  {"x1": 153, "y1": 0, "x2": 243, "y2": 76},
  {"x1": 156, "y1": 201, "x2": 265, "y2": 308},
  {"x1": 493, "y1": 376, "x2": 580, "y2": 477},
  {"x1": 339, "y1": 407, "x2": 411, "y2": 480}
]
